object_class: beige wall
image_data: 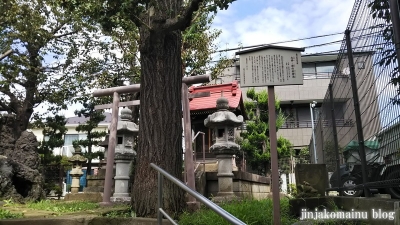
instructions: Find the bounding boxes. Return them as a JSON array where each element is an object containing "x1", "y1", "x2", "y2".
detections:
[
  {"x1": 240, "y1": 78, "x2": 330, "y2": 104},
  {"x1": 277, "y1": 128, "x2": 312, "y2": 148}
]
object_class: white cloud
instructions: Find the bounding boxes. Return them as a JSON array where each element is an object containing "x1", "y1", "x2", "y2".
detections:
[{"x1": 212, "y1": 0, "x2": 353, "y2": 54}]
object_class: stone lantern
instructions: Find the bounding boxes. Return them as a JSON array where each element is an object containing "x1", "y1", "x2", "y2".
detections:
[
  {"x1": 111, "y1": 107, "x2": 138, "y2": 202},
  {"x1": 68, "y1": 146, "x2": 87, "y2": 194},
  {"x1": 204, "y1": 95, "x2": 243, "y2": 201}
]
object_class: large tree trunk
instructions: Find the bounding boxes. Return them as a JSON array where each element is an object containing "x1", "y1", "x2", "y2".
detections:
[
  {"x1": 133, "y1": 28, "x2": 185, "y2": 217},
  {"x1": 14, "y1": 104, "x2": 33, "y2": 138}
]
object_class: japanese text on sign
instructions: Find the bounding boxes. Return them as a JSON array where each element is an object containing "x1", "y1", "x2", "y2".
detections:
[{"x1": 239, "y1": 48, "x2": 303, "y2": 87}]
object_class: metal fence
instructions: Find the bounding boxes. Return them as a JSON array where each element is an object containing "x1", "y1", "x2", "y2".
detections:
[
  {"x1": 310, "y1": 0, "x2": 400, "y2": 198},
  {"x1": 42, "y1": 164, "x2": 65, "y2": 196}
]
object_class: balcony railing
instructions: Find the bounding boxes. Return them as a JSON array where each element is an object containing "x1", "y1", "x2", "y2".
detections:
[
  {"x1": 303, "y1": 72, "x2": 350, "y2": 79},
  {"x1": 233, "y1": 72, "x2": 349, "y2": 82},
  {"x1": 238, "y1": 119, "x2": 354, "y2": 130},
  {"x1": 280, "y1": 119, "x2": 354, "y2": 129}
]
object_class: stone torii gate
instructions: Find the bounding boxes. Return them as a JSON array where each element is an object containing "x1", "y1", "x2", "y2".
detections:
[{"x1": 92, "y1": 75, "x2": 210, "y2": 205}]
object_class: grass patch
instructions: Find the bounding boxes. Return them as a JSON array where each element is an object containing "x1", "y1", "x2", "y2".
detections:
[
  {"x1": 179, "y1": 198, "x2": 298, "y2": 225},
  {"x1": 25, "y1": 200, "x2": 100, "y2": 213},
  {"x1": 103, "y1": 207, "x2": 136, "y2": 218},
  {"x1": 0, "y1": 208, "x2": 24, "y2": 219}
]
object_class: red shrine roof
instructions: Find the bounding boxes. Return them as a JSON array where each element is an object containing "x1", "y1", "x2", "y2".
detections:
[{"x1": 189, "y1": 80, "x2": 244, "y2": 113}]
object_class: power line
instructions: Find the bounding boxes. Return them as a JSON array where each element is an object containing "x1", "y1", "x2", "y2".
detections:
[
  {"x1": 216, "y1": 31, "x2": 344, "y2": 53},
  {"x1": 215, "y1": 27, "x2": 382, "y2": 54}
]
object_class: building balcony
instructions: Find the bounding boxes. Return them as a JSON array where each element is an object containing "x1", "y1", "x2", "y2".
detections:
[{"x1": 280, "y1": 119, "x2": 354, "y2": 129}]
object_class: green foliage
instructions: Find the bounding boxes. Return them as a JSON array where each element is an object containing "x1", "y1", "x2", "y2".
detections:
[
  {"x1": 0, "y1": 208, "x2": 24, "y2": 219},
  {"x1": 104, "y1": 206, "x2": 136, "y2": 218},
  {"x1": 0, "y1": 1, "x2": 99, "y2": 120},
  {"x1": 73, "y1": 99, "x2": 107, "y2": 175},
  {"x1": 0, "y1": 0, "x2": 133, "y2": 137},
  {"x1": 239, "y1": 88, "x2": 293, "y2": 175},
  {"x1": 36, "y1": 115, "x2": 67, "y2": 166},
  {"x1": 179, "y1": 198, "x2": 297, "y2": 225},
  {"x1": 2, "y1": 198, "x2": 16, "y2": 207},
  {"x1": 368, "y1": 0, "x2": 399, "y2": 104},
  {"x1": 26, "y1": 200, "x2": 99, "y2": 213},
  {"x1": 182, "y1": 4, "x2": 233, "y2": 79},
  {"x1": 288, "y1": 183, "x2": 298, "y2": 197},
  {"x1": 323, "y1": 141, "x2": 344, "y2": 172}
]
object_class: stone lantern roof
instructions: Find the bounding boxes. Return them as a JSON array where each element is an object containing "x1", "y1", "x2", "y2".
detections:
[
  {"x1": 68, "y1": 146, "x2": 87, "y2": 163},
  {"x1": 116, "y1": 108, "x2": 139, "y2": 133},
  {"x1": 204, "y1": 95, "x2": 244, "y2": 128}
]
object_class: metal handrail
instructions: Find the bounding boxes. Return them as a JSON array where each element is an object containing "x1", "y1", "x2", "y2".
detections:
[{"x1": 150, "y1": 163, "x2": 246, "y2": 225}]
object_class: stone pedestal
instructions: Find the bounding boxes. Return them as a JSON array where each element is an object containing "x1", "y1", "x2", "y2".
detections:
[
  {"x1": 216, "y1": 154, "x2": 234, "y2": 196},
  {"x1": 111, "y1": 153, "x2": 134, "y2": 201},
  {"x1": 70, "y1": 172, "x2": 83, "y2": 194}
]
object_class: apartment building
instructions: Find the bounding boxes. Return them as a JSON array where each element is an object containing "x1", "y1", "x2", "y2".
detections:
[{"x1": 216, "y1": 47, "x2": 340, "y2": 154}]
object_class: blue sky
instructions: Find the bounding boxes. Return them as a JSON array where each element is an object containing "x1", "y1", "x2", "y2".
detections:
[{"x1": 53, "y1": 0, "x2": 356, "y2": 118}]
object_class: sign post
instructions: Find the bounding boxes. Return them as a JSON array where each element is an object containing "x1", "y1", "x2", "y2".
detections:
[{"x1": 237, "y1": 45, "x2": 305, "y2": 225}]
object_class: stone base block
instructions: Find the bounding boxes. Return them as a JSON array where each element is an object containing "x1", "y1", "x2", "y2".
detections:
[
  {"x1": 110, "y1": 196, "x2": 131, "y2": 203},
  {"x1": 373, "y1": 194, "x2": 391, "y2": 199},
  {"x1": 211, "y1": 194, "x2": 240, "y2": 204},
  {"x1": 83, "y1": 186, "x2": 104, "y2": 192},
  {"x1": 64, "y1": 192, "x2": 103, "y2": 202},
  {"x1": 186, "y1": 201, "x2": 200, "y2": 212}
]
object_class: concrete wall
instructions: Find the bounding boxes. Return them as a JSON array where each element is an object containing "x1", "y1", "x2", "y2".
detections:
[
  {"x1": 278, "y1": 127, "x2": 312, "y2": 148},
  {"x1": 205, "y1": 171, "x2": 271, "y2": 200},
  {"x1": 241, "y1": 78, "x2": 330, "y2": 104}
]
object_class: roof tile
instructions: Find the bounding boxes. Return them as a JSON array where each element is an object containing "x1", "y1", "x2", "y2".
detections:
[{"x1": 189, "y1": 81, "x2": 242, "y2": 111}]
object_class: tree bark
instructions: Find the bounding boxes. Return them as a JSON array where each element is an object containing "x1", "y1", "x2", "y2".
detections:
[
  {"x1": 86, "y1": 148, "x2": 92, "y2": 176},
  {"x1": 14, "y1": 103, "x2": 34, "y2": 138},
  {"x1": 133, "y1": 28, "x2": 185, "y2": 217}
]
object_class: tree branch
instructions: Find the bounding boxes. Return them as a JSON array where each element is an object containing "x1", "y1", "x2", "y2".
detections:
[
  {"x1": 0, "y1": 85, "x2": 17, "y2": 101},
  {"x1": 51, "y1": 20, "x2": 69, "y2": 35},
  {"x1": 0, "y1": 49, "x2": 13, "y2": 61},
  {"x1": 131, "y1": 13, "x2": 152, "y2": 31},
  {"x1": 162, "y1": 0, "x2": 204, "y2": 32},
  {"x1": 0, "y1": 100, "x2": 10, "y2": 111},
  {"x1": 53, "y1": 31, "x2": 79, "y2": 39}
]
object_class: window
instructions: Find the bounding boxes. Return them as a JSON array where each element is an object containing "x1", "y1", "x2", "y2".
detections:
[
  {"x1": 117, "y1": 136, "x2": 123, "y2": 144},
  {"x1": 302, "y1": 62, "x2": 335, "y2": 76},
  {"x1": 217, "y1": 129, "x2": 224, "y2": 138},
  {"x1": 64, "y1": 134, "x2": 87, "y2": 146},
  {"x1": 357, "y1": 61, "x2": 365, "y2": 69},
  {"x1": 64, "y1": 134, "x2": 79, "y2": 146},
  {"x1": 302, "y1": 63, "x2": 316, "y2": 74},
  {"x1": 316, "y1": 62, "x2": 335, "y2": 74}
]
